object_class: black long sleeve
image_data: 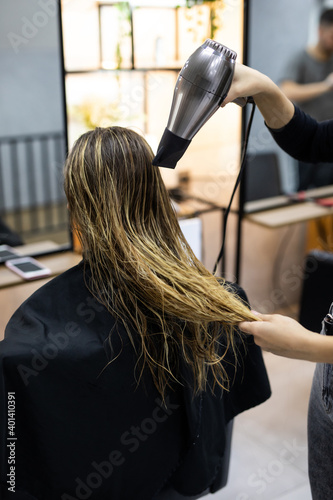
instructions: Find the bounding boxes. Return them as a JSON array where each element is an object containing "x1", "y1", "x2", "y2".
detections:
[{"x1": 267, "y1": 105, "x2": 333, "y2": 163}]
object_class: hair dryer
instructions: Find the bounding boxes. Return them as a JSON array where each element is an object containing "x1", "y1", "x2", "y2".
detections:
[{"x1": 152, "y1": 38, "x2": 244, "y2": 169}]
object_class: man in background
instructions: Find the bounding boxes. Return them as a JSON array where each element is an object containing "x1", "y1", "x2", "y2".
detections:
[{"x1": 280, "y1": 8, "x2": 333, "y2": 190}]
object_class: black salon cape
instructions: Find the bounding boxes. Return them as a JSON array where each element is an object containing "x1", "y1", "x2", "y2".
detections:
[{"x1": 0, "y1": 261, "x2": 270, "y2": 500}]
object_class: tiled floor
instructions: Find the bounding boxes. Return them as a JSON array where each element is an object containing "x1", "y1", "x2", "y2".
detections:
[{"x1": 213, "y1": 352, "x2": 315, "y2": 499}]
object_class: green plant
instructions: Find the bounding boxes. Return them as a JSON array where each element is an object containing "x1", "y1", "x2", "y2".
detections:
[{"x1": 115, "y1": 2, "x2": 132, "y2": 69}]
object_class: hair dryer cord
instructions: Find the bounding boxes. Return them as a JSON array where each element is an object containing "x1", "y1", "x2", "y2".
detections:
[{"x1": 212, "y1": 101, "x2": 256, "y2": 275}]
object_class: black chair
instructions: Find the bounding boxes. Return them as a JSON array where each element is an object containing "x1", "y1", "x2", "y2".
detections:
[
  {"x1": 244, "y1": 152, "x2": 282, "y2": 202},
  {"x1": 0, "y1": 218, "x2": 23, "y2": 246},
  {"x1": 299, "y1": 250, "x2": 333, "y2": 333}
]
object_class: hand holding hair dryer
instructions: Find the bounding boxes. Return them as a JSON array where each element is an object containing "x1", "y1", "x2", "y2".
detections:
[{"x1": 152, "y1": 39, "x2": 244, "y2": 169}]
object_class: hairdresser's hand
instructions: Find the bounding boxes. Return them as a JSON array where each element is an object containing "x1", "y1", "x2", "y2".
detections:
[
  {"x1": 325, "y1": 72, "x2": 333, "y2": 90},
  {"x1": 222, "y1": 63, "x2": 272, "y2": 106},
  {"x1": 239, "y1": 312, "x2": 321, "y2": 361},
  {"x1": 223, "y1": 63, "x2": 295, "y2": 129}
]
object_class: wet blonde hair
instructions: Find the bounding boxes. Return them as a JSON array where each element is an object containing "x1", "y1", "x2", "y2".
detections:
[{"x1": 64, "y1": 126, "x2": 257, "y2": 399}]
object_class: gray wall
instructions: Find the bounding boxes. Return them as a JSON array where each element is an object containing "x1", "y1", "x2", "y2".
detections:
[{"x1": 0, "y1": 0, "x2": 65, "y2": 137}]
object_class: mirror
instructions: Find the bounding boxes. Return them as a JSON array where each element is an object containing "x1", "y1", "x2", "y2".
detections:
[
  {"x1": 0, "y1": 0, "x2": 71, "y2": 257},
  {"x1": 243, "y1": 0, "x2": 333, "y2": 212}
]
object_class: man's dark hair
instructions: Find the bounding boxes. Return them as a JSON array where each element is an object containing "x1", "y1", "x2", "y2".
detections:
[{"x1": 320, "y1": 8, "x2": 333, "y2": 26}]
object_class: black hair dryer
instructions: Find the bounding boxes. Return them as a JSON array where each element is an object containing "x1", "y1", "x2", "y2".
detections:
[{"x1": 152, "y1": 38, "x2": 246, "y2": 169}]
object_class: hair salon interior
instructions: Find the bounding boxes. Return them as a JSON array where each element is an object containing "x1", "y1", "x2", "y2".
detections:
[{"x1": 2, "y1": 0, "x2": 333, "y2": 498}]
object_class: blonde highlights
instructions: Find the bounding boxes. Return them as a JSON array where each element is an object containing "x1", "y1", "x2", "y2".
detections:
[{"x1": 64, "y1": 126, "x2": 257, "y2": 399}]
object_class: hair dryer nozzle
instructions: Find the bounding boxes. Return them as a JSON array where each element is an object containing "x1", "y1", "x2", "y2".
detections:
[{"x1": 152, "y1": 129, "x2": 191, "y2": 169}]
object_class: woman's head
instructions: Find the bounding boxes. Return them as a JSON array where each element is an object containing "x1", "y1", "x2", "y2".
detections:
[
  {"x1": 64, "y1": 126, "x2": 258, "y2": 399},
  {"x1": 64, "y1": 126, "x2": 178, "y2": 257}
]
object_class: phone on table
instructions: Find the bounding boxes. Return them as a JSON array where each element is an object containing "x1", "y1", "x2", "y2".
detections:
[
  {"x1": 0, "y1": 244, "x2": 22, "y2": 263},
  {"x1": 5, "y1": 257, "x2": 51, "y2": 281}
]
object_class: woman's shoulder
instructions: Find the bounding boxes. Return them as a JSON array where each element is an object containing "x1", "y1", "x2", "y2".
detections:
[
  {"x1": 218, "y1": 279, "x2": 249, "y2": 307},
  {"x1": 227, "y1": 281, "x2": 248, "y2": 302},
  {"x1": 3, "y1": 260, "x2": 98, "y2": 340},
  {"x1": 29, "y1": 259, "x2": 86, "y2": 300}
]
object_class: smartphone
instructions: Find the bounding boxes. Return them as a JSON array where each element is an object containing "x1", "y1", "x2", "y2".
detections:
[
  {"x1": 5, "y1": 257, "x2": 51, "y2": 280},
  {"x1": 0, "y1": 244, "x2": 21, "y2": 263}
]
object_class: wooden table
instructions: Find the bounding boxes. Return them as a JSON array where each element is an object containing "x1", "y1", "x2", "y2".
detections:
[
  {"x1": 244, "y1": 185, "x2": 333, "y2": 229},
  {"x1": 246, "y1": 200, "x2": 333, "y2": 228}
]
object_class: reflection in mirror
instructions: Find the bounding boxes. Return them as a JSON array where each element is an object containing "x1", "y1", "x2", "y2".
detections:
[
  {"x1": 0, "y1": 0, "x2": 71, "y2": 257},
  {"x1": 244, "y1": 0, "x2": 333, "y2": 212}
]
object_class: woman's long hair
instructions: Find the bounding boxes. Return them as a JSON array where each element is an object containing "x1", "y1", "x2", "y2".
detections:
[{"x1": 64, "y1": 126, "x2": 258, "y2": 399}]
